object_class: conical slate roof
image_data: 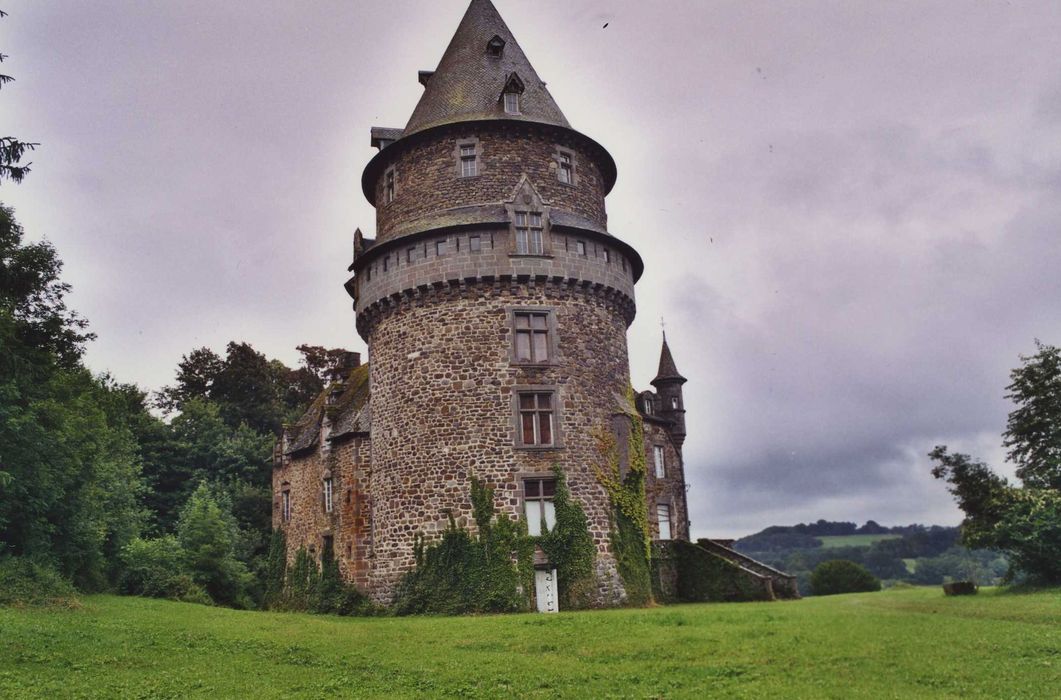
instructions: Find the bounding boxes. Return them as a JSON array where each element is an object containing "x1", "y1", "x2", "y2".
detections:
[
  {"x1": 404, "y1": 0, "x2": 571, "y2": 135},
  {"x1": 652, "y1": 335, "x2": 687, "y2": 386}
]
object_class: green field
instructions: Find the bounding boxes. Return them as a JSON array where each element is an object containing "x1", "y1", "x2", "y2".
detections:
[
  {"x1": 1, "y1": 588, "x2": 1058, "y2": 698},
  {"x1": 816, "y1": 533, "x2": 902, "y2": 548}
]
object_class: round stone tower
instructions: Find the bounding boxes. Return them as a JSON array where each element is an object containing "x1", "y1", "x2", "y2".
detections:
[{"x1": 348, "y1": 0, "x2": 643, "y2": 603}]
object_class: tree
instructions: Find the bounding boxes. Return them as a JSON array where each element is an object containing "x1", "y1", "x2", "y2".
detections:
[
  {"x1": 931, "y1": 341, "x2": 1061, "y2": 584},
  {"x1": 0, "y1": 11, "x2": 39, "y2": 184},
  {"x1": 810, "y1": 560, "x2": 881, "y2": 596},
  {"x1": 177, "y1": 483, "x2": 252, "y2": 607},
  {"x1": 1003, "y1": 341, "x2": 1061, "y2": 490}
]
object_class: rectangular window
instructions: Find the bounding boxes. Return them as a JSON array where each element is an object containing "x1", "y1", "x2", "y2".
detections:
[
  {"x1": 657, "y1": 504, "x2": 672, "y2": 540},
  {"x1": 558, "y1": 152, "x2": 573, "y2": 184},
  {"x1": 436, "y1": 240, "x2": 446, "y2": 256},
  {"x1": 514, "y1": 311, "x2": 550, "y2": 363},
  {"x1": 460, "y1": 144, "x2": 477, "y2": 177},
  {"x1": 282, "y1": 491, "x2": 291, "y2": 522},
  {"x1": 644, "y1": 399, "x2": 653, "y2": 416},
  {"x1": 671, "y1": 397, "x2": 679, "y2": 409},
  {"x1": 504, "y1": 92, "x2": 520, "y2": 114},
  {"x1": 407, "y1": 247, "x2": 415, "y2": 263},
  {"x1": 518, "y1": 391, "x2": 554, "y2": 447},
  {"x1": 576, "y1": 240, "x2": 586, "y2": 255},
  {"x1": 515, "y1": 211, "x2": 544, "y2": 255},
  {"x1": 323, "y1": 478, "x2": 333, "y2": 513},
  {"x1": 524, "y1": 478, "x2": 557, "y2": 536},
  {"x1": 654, "y1": 445, "x2": 665, "y2": 478},
  {"x1": 469, "y1": 235, "x2": 482, "y2": 252},
  {"x1": 383, "y1": 256, "x2": 389, "y2": 272},
  {"x1": 603, "y1": 249, "x2": 611, "y2": 263},
  {"x1": 384, "y1": 168, "x2": 395, "y2": 203}
]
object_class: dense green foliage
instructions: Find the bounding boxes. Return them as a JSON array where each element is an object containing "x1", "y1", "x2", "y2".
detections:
[
  {"x1": 593, "y1": 388, "x2": 653, "y2": 605},
  {"x1": 736, "y1": 520, "x2": 1006, "y2": 593},
  {"x1": 0, "y1": 203, "x2": 341, "y2": 608},
  {"x1": 1003, "y1": 340, "x2": 1061, "y2": 489},
  {"x1": 537, "y1": 466, "x2": 596, "y2": 608},
  {"x1": 2, "y1": 588, "x2": 1059, "y2": 697},
  {"x1": 394, "y1": 478, "x2": 534, "y2": 615},
  {"x1": 0, "y1": 557, "x2": 78, "y2": 608},
  {"x1": 270, "y1": 542, "x2": 373, "y2": 616},
  {"x1": 931, "y1": 341, "x2": 1061, "y2": 584},
  {"x1": 658, "y1": 540, "x2": 771, "y2": 603},
  {"x1": 811, "y1": 560, "x2": 882, "y2": 596}
]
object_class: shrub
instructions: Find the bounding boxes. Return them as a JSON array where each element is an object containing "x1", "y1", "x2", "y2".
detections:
[
  {"x1": 811, "y1": 560, "x2": 881, "y2": 596},
  {"x1": 119, "y1": 536, "x2": 210, "y2": 604},
  {"x1": 0, "y1": 556, "x2": 79, "y2": 608},
  {"x1": 177, "y1": 483, "x2": 254, "y2": 608}
]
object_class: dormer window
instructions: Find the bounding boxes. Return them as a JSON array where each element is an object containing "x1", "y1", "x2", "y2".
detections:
[
  {"x1": 486, "y1": 35, "x2": 506, "y2": 57},
  {"x1": 504, "y1": 91, "x2": 520, "y2": 114},
  {"x1": 502, "y1": 72, "x2": 525, "y2": 115}
]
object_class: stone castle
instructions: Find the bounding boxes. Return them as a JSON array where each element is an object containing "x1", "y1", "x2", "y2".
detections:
[{"x1": 273, "y1": 0, "x2": 790, "y2": 609}]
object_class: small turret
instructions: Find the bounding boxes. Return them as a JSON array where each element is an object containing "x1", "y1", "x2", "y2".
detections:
[{"x1": 651, "y1": 333, "x2": 687, "y2": 447}]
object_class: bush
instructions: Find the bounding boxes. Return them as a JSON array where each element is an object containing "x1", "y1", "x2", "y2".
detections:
[
  {"x1": 178, "y1": 483, "x2": 253, "y2": 608},
  {"x1": 0, "y1": 556, "x2": 79, "y2": 608},
  {"x1": 119, "y1": 536, "x2": 210, "y2": 604},
  {"x1": 811, "y1": 560, "x2": 881, "y2": 596}
]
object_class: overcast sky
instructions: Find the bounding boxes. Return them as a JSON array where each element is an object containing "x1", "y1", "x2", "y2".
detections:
[{"x1": 4, "y1": 1, "x2": 1060, "y2": 538}]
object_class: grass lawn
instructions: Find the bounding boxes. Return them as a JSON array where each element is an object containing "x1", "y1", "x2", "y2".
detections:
[
  {"x1": 1, "y1": 587, "x2": 1058, "y2": 699},
  {"x1": 817, "y1": 533, "x2": 902, "y2": 548}
]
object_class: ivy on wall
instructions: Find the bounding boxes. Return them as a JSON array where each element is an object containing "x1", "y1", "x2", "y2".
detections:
[
  {"x1": 265, "y1": 530, "x2": 375, "y2": 615},
  {"x1": 594, "y1": 386, "x2": 653, "y2": 606},
  {"x1": 659, "y1": 540, "x2": 772, "y2": 603},
  {"x1": 538, "y1": 465, "x2": 597, "y2": 608},
  {"x1": 393, "y1": 478, "x2": 534, "y2": 615}
]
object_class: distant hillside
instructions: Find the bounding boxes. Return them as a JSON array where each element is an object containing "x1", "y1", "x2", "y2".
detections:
[{"x1": 733, "y1": 521, "x2": 1007, "y2": 595}]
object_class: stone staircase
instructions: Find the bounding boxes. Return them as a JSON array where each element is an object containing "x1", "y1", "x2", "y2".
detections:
[{"x1": 695, "y1": 538, "x2": 800, "y2": 599}]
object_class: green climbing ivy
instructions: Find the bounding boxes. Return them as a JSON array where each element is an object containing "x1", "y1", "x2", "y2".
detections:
[
  {"x1": 266, "y1": 532, "x2": 375, "y2": 615},
  {"x1": 538, "y1": 465, "x2": 597, "y2": 609},
  {"x1": 594, "y1": 385, "x2": 653, "y2": 605},
  {"x1": 393, "y1": 478, "x2": 534, "y2": 615}
]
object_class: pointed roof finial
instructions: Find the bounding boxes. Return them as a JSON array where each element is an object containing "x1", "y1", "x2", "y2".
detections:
[
  {"x1": 652, "y1": 332, "x2": 686, "y2": 386},
  {"x1": 403, "y1": 0, "x2": 571, "y2": 135}
]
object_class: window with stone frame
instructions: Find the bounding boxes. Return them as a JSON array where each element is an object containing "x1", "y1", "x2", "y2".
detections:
[
  {"x1": 406, "y1": 246, "x2": 415, "y2": 263},
  {"x1": 436, "y1": 239, "x2": 446, "y2": 256},
  {"x1": 513, "y1": 310, "x2": 551, "y2": 363},
  {"x1": 517, "y1": 391, "x2": 555, "y2": 447},
  {"x1": 557, "y1": 150, "x2": 574, "y2": 184},
  {"x1": 282, "y1": 490, "x2": 291, "y2": 522},
  {"x1": 643, "y1": 397, "x2": 653, "y2": 415},
  {"x1": 514, "y1": 211, "x2": 544, "y2": 255},
  {"x1": 323, "y1": 477, "x2": 334, "y2": 513},
  {"x1": 384, "y1": 166, "x2": 396, "y2": 203},
  {"x1": 459, "y1": 143, "x2": 478, "y2": 177},
  {"x1": 653, "y1": 445, "x2": 665, "y2": 478},
  {"x1": 575, "y1": 240, "x2": 586, "y2": 256},
  {"x1": 469, "y1": 234, "x2": 482, "y2": 252},
  {"x1": 523, "y1": 477, "x2": 557, "y2": 536},
  {"x1": 657, "y1": 504, "x2": 672, "y2": 540}
]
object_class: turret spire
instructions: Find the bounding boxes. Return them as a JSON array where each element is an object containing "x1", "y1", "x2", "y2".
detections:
[
  {"x1": 404, "y1": 0, "x2": 571, "y2": 135},
  {"x1": 652, "y1": 335, "x2": 687, "y2": 387}
]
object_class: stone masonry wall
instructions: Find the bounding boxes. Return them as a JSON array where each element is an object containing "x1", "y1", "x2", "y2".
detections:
[
  {"x1": 354, "y1": 226, "x2": 636, "y2": 320},
  {"x1": 365, "y1": 283, "x2": 633, "y2": 605},
  {"x1": 273, "y1": 435, "x2": 373, "y2": 590},
  {"x1": 372, "y1": 124, "x2": 607, "y2": 240},
  {"x1": 643, "y1": 420, "x2": 690, "y2": 542}
]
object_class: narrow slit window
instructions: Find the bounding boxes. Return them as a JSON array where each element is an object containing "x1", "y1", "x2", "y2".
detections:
[
  {"x1": 407, "y1": 247, "x2": 415, "y2": 263},
  {"x1": 323, "y1": 478, "x2": 334, "y2": 513},
  {"x1": 657, "y1": 504, "x2": 672, "y2": 540},
  {"x1": 384, "y1": 168, "x2": 395, "y2": 203},
  {"x1": 282, "y1": 491, "x2": 291, "y2": 522},
  {"x1": 460, "y1": 144, "x2": 478, "y2": 177},
  {"x1": 558, "y1": 152, "x2": 573, "y2": 184}
]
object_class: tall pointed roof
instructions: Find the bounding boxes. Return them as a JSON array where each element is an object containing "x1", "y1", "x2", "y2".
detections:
[
  {"x1": 652, "y1": 335, "x2": 687, "y2": 386},
  {"x1": 403, "y1": 0, "x2": 571, "y2": 136}
]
